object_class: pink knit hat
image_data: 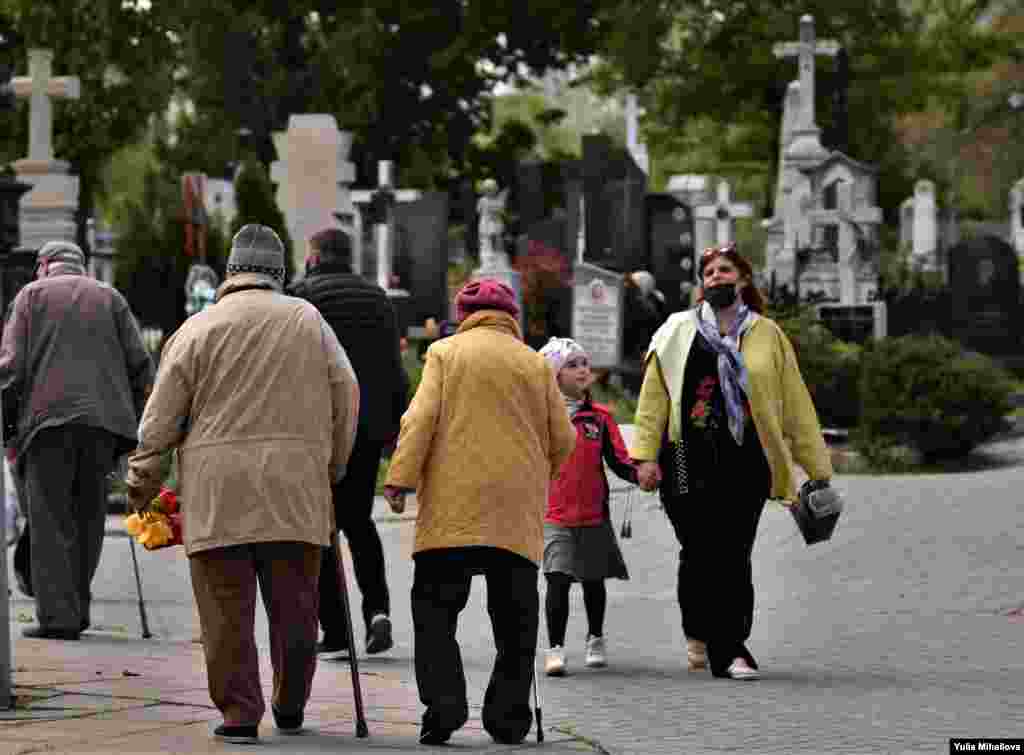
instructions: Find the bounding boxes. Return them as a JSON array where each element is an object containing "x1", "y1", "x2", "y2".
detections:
[{"x1": 455, "y1": 278, "x2": 519, "y2": 321}]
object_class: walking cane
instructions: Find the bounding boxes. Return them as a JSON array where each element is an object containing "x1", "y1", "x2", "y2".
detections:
[
  {"x1": 332, "y1": 530, "x2": 369, "y2": 738},
  {"x1": 126, "y1": 536, "x2": 152, "y2": 639},
  {"x1": 533, "y1": 647, "x2": 544, "y2": 743}
]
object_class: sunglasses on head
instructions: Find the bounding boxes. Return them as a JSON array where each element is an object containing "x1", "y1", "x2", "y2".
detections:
[{"x1": 701, "y1": 243, "x2": 737, "y2": 261}]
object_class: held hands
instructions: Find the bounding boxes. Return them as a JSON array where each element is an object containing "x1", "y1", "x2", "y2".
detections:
[
  {"x1": 635, "y1": 461, "x2": 662, "y2": 492},
  {"x1": 383, "y1": 485, "x2": 411, "y2": 514}
]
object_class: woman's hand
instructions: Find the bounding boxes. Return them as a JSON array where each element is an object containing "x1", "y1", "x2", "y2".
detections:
[
  {"x1": 636, "y1": 461, "x2": 662, "y2": 492},
  {"x1": 383, "y1": 485, "x2": 412, "y2": 514}
]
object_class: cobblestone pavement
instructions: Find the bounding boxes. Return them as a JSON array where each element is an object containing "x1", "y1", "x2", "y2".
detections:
[{"x1": 7, "y1": 431, "x2": 1023, "y2": 753}]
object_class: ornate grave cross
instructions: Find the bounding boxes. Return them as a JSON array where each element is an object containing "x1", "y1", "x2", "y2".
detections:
[
  {"x1": 12, "y1": 49, "x2": 81, "y2": 163},
  {"x1": 695, "y1": 179, "x2": 754, "y2": 248},
  {"x1": 350, "y1": 161, "x2": 421, "y2": 291},
  {"x1": 772, "y1": 15, "x2": 839, "y2": 133},
  {"x1": 808, "y1": 182, "x2": 882, "y2": 304}
]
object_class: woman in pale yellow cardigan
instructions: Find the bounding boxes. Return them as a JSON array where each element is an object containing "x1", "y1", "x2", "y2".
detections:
[{"x1": 631, "y1": 243, "x2": 833, "y2": 680}]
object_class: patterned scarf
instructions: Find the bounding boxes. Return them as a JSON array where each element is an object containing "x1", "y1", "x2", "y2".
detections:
[{"x1": 696, "y1": 301, "x2": 757, "y2": 445}]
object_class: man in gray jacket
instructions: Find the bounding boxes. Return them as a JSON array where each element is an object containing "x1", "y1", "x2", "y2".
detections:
[{"x1": 0, "y1": 240, "x2": 154, "y2": 640}]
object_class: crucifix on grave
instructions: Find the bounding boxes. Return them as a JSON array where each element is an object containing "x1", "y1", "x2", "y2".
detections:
[
  {"x1": 350, "y1": 161, "x2": 421, "y2": 293},
  {"x1": 12, "y1": 49, "x2": 80, "y2": 165},
  {"x1": 772, "y1": 15, "x2": 838, "y2": 167},
  {"x1": 808, "y1": 181, "x2": 882, "y2": 305},
  {"x1": 694, "y1": 179, "x2": 754, "y2": 252},
  {"x1": 10, "y1": 49, "x2": 82, "y2": 250}
]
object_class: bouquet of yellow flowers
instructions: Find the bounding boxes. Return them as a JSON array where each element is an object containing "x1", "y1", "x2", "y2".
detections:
[{"x1": 124, "y1": 487, "x2": 183, "y2": 550}]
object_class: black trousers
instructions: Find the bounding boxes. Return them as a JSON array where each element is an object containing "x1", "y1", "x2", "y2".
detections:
[
  {"x1": 412, "y1": 546, "x2": 538, "y2": 742},
  {"x1": 662, "y1": 475, "x2": 769, "y2": 677},
  {"x1": 23, "y1": 425, "x2": 118, "y2": 632},
  {"x1": 319, "y1": 434, "x2": 390, "y2": 642}
]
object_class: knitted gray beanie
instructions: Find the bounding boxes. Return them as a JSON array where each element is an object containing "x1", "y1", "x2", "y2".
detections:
[{"x1": 226, "y1": 224, "x2": 286, "y2": 284}]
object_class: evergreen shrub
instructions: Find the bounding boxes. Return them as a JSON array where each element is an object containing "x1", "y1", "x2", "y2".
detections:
[
  {"x1": 772, "y1": 307, "x2": 862, "y2": 429},
  {"x1": 854, "y1": 334, "x2": 1014, "y2": 461}
]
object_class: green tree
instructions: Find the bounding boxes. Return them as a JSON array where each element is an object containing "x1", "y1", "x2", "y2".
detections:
[
  {"x1": 590, "y1": 0, "x2": 1017, "y2": 218},
  {"x1": 157, "y1": 1, "x2": 618, "y2": 188},
  {"x1": 113, "y1": 167, "x2": 227, "y2": 337},
  {"x1": 229, "y1": 157, "x2": 295, "y2": 283},
  {"x1": 0, "y1": 0, "x2": 177, "y2": 246}
]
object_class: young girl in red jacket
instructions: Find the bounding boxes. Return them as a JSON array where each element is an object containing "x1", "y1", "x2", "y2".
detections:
[{"x1": 538, "y1": 338, "x2": 638, "y2": 676}]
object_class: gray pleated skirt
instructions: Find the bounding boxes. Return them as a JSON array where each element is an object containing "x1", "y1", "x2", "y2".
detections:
[{"x1": 543, "y1": 520, "x2": 629, "y2": 581}]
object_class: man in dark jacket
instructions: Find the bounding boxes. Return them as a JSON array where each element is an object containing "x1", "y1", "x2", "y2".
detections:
[
  {"x1": 0, "y1": 240, "x2": 154, "y2": 640},
  {"x1": 289, "y1": 228, "x2": 409, "y2": 656}
]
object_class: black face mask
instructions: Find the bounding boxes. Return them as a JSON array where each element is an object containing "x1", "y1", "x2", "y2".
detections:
[{"x1": 703, "y1": 282, "x2": 738, "y2": 310}]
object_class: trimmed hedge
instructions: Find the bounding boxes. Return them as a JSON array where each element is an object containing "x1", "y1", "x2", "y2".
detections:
[{"x1": 853, "y1": 334, "x2": 1014, "y2": 461}]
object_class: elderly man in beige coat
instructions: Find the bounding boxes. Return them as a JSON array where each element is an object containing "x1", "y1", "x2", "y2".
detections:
[
  {"x1": 125, "y1": 225, "x2": 359, "y2": 745},
  {"x1": 384, "y1": 278, "x2": 576, "y2": 746}
]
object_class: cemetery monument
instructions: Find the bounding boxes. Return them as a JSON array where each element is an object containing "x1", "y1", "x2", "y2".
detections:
[{"x1": 11, "y1": 49, "x2": 81, "y2": 251}]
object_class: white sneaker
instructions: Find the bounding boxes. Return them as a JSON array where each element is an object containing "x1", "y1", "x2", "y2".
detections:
[
  {"x1": 726, "y1": 657, "x2": 760, "y2": 680},
  {"x1": 584, "y1": 635, "x2": 607, "y2": 668},
  {"x1": 544, "y1": 646, "x2": 566, "y2": 676}
]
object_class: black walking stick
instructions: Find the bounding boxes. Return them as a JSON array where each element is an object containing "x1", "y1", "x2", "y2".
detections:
[
  {"x1": 332, "y1": 530, "x2": 369, "y2": 738},
  {"x1": 533, "y1": 649, "x2": 544, "y2": 743},
  {"x1": 126, "y1": 536, "x2": 152, "y2": 639}
]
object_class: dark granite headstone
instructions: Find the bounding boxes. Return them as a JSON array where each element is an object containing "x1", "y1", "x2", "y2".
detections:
[
  {"x1": 580, "y1": 134, "x2": 648, "y2": 272},
  {"x1": 646, "y1": 193, "x2": 695, "y2": 314},
  {"x1": 393, "y1": 192, "x2": 449, "y2": 332},
  {"x1": 948, "y1": 234, "x2": 1020, "y2": 355},
  {"x1": 515, "y1": 161, "x2": 546, "y2": 231},
  {"x1": 0, "y1": 173, "x2": 33, "y2": 318}
]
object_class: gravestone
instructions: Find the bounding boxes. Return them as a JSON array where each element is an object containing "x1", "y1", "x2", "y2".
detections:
[
  {"x1": 807, "y1": 164, "x2": 882, "y2": 306},
  {"x1": 817, "y1": 303, "x2": 886, "y2": 344},
  {"x1": 0, "y1": 173, "x2": 33, "y2": 318},
  {"x1": 948, "y1": 235, "x2": 1020, "y2": 356},
  {"x1": 911, "y1": 179, "x2": 939, "y2": 271},
  {"x1": 694, "y1": 179, "x2": 754, "y2": 253},
  {"x1": 1010, "y1": 177, "x2": 1024, "y2": 261},
  {"x1": 646, "y1": 193, "x2": 695, "y2": 314},
  {"x1": 666, "y1": 174, "x2": 712, "y2": 209},
  {"x1": 349, "y1": 161, "x2": 422, "y2": 289},
  {"x1": 515, "y1": 161, "x2": 547, "y2": 233},
  {"x1": 571, "y1": 262, "x2": 624, "y2": 370},
  {"x1": 11, "y1": 49, "x2": 81, "y2": 251},
  {"x1": 581, "y1": 134, "x2": 648, "y2": 272},
  {"x1": 86, "y1": 220, "x2": 116, "y2": 285},
  {"x1": 899, "y1": 196, "x2": 914, "y2": 252},
  {"x1": 393, "y1": 192, "x2": 449, "y2": 332},
  {"x1": 270, "y1": 114, "x2": 348, "y2": 273}
]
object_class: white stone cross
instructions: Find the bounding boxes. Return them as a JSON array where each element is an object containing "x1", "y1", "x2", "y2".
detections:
[
  {"x1": 808, "y1": 182, "x2": 882, "y2": 304},
  {"x1": 1009, "y1": 177, "x2": 1024, "y2": 258},
  {"x1": 12, "y1": 49, "x2": 81, "y2": 164},
  {"x1": 695, "y1": 180, "x2": 754, "y2": 248},
  {"x1": 350, "y1": 161, "x2": 422, "y2": 291},
  {"x1": 624, "y1": 93, "x2": 649, "y2": 175},
  {"x1": 772, "y1": 15, "x2": 839, "y2": 133}
]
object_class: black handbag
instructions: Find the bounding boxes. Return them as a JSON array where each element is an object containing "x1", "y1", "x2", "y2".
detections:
[{"x1": 790, "y1": 480, "x2": 844, "y2": 545}]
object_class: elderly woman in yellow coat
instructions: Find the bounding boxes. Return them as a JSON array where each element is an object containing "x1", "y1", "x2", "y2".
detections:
[
  {"x1": 632, "y1": 243, "x2": 833, "y2": 681},
  {"x1": 384, "y1": 278, "x2": 575, "y2": 746}
]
